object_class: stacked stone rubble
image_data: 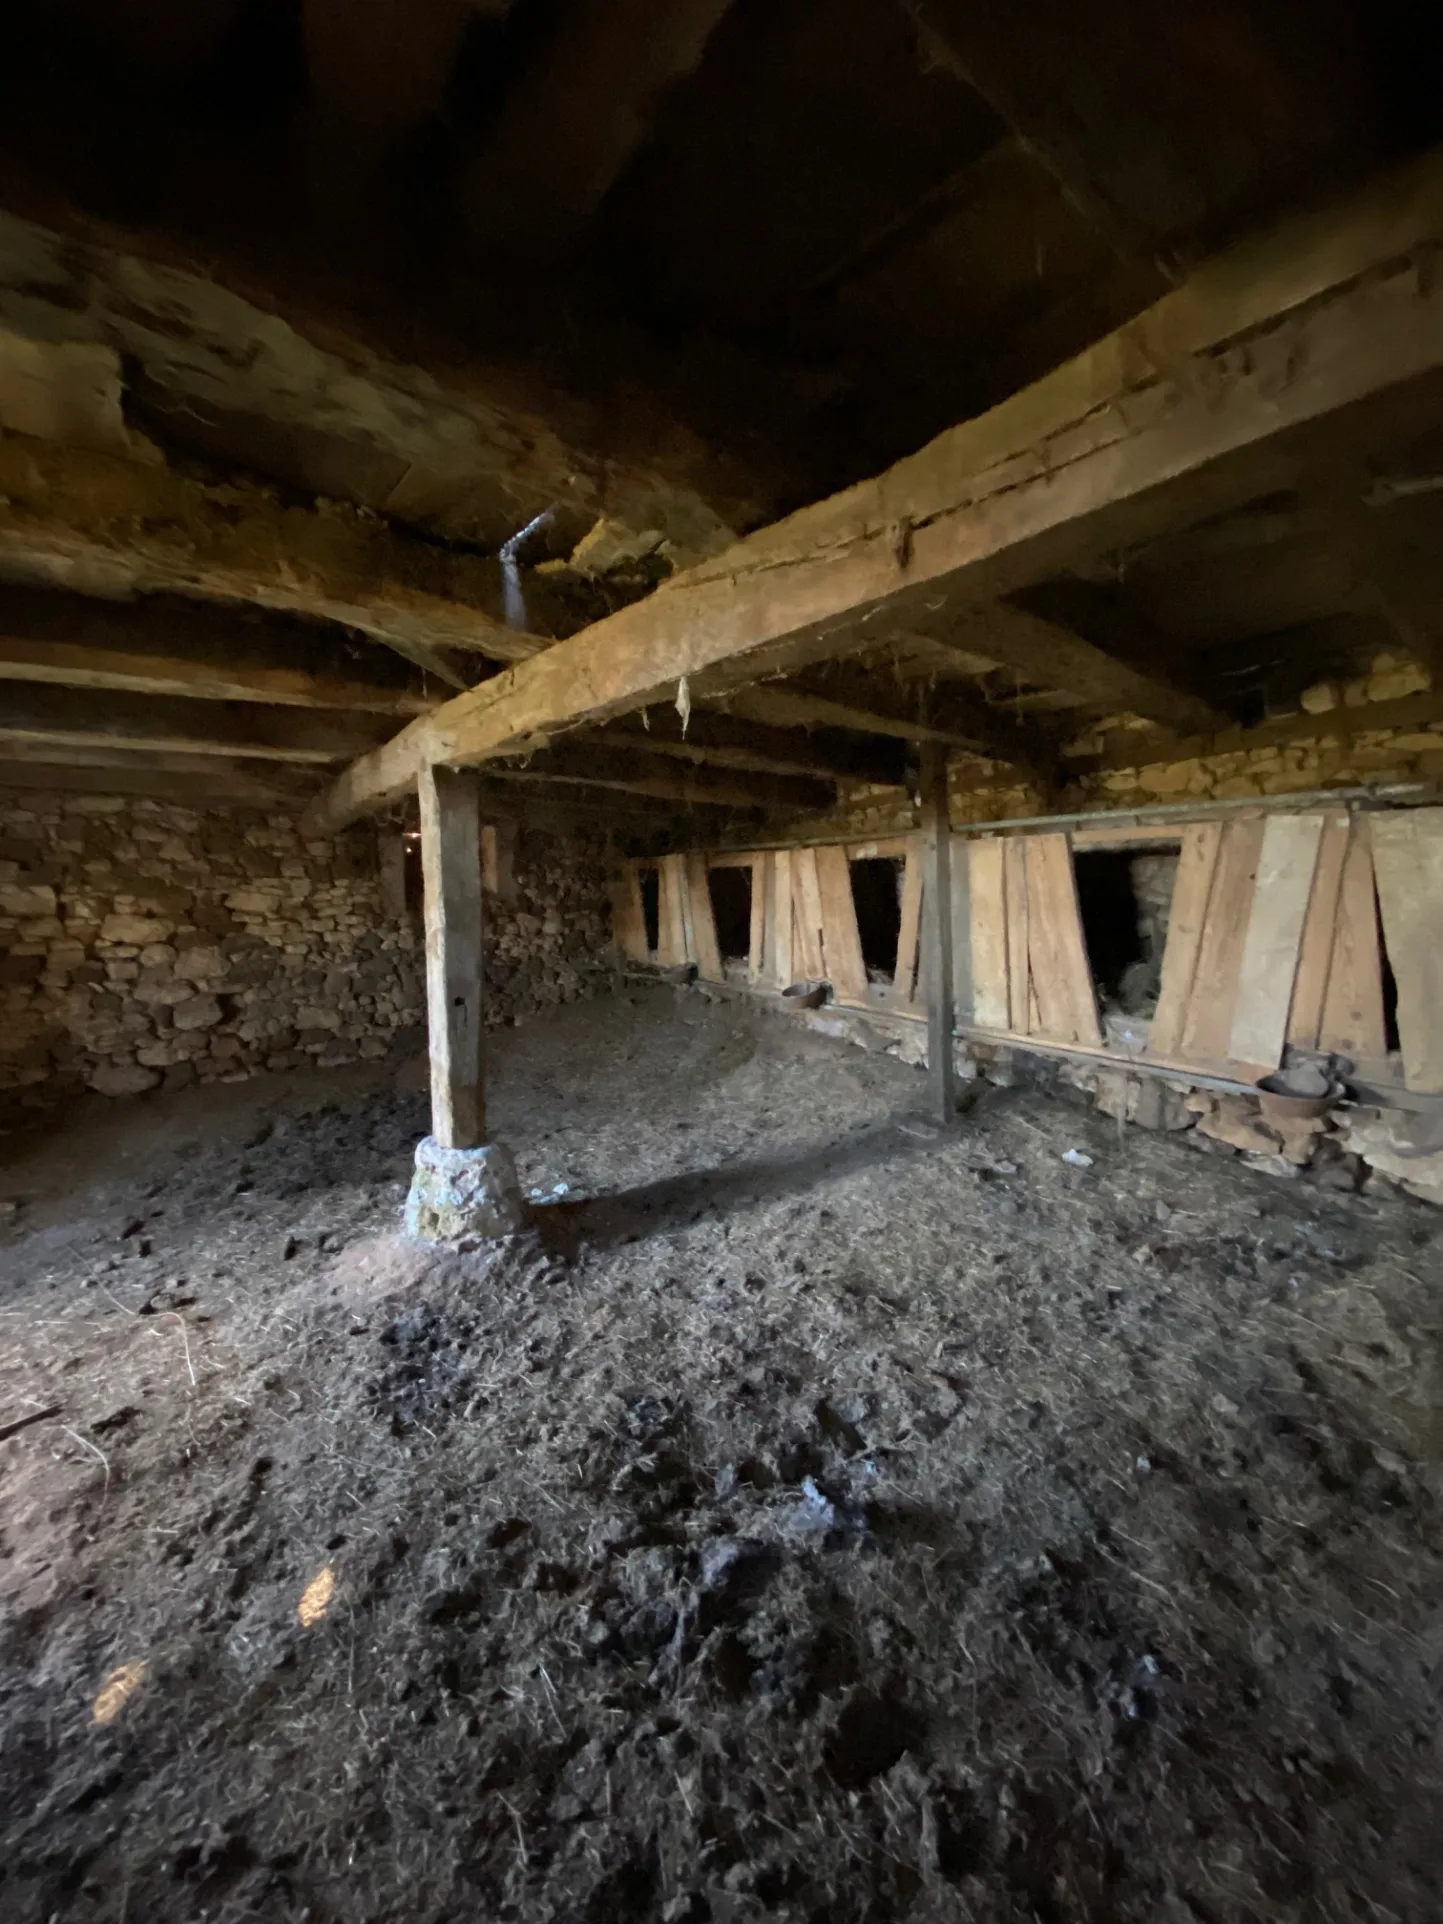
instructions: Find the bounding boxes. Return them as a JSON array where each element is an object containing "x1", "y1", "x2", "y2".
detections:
[{"x1": 1, "y1": 793, "x2": 614, "y2": 1123}]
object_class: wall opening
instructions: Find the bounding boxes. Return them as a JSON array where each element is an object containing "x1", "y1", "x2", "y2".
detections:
[
  {"x1": 638, "y1": 866, "x2": 660, "y2": 954},
  {"x1": 1074, "y1": 846, "x2": 1179, "y2": 1015},
  {"x1": 707, "y1": 866, "x2": 752, "y2": 961},
  {"x1": 850, "y1": 857, "x2": 903, "y2": 980}
]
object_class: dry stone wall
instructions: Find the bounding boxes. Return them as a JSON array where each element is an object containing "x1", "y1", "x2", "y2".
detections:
[{"x1": 0, "y1": 793, "x2": 614, "y2": 1125}]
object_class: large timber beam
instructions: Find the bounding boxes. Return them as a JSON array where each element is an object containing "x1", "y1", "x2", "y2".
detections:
[
  {"x1": 301, "y1": 147, "x2": 1443, "y2": 833},
  {"x1": 492, "y1": 742, "x2": 830, "y2": 814},
  {"x1": 0, "y1": 586, "x2": 435, "y2": 714},
  {"x1": 0, "y1": 436, "x2": 565, "y2": 686},
  {"x1": 0, "y1": 685, "x2": 391, "y2": 764}
]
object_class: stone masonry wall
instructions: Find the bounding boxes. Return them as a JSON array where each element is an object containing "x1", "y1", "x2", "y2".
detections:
[{"x1": 0, "y1": 792, "x2": 614, "y2": 1126}]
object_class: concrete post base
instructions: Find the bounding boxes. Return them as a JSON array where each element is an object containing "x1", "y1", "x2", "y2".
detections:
[{"x1": 403, "y1": 1137, "x2": 527, "y2": 1248}]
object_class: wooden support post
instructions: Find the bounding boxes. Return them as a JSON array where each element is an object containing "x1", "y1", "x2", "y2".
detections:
[
  {"x1": 920, "y1": 743, "x2": 957, "y2": 1123},
  {"x1": 418, "y1": 765, "x2": 485, "y2": 1150}
]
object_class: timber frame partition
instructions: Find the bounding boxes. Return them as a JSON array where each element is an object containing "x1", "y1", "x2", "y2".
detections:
[{"x1": 615, "y1": 804, "x2": 1443, "y2": 1097}]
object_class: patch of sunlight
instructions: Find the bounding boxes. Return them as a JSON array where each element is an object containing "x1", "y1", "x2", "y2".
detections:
[
  {"x1": 297, "y1": 1564, "x2": 336, "y2": 1628},
  {"x1": 92, "y1": 1659, "x2": 148, "y2": 1726}
]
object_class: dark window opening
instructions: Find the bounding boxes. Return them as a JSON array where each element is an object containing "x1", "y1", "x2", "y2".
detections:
[
  {"x1": 707, "y1": 866, "x2": 752, "y2": 961},
  {"x1": 1378, "y1": 897, "x2": 1401, "y2": 1056},
  {"x1": 1074, "y1": 846, "x2": 1180, "y2": 1016},
  {"x1": 404, "y1": 834, "x2": 423, "y2": 915},
  {"x1": 638, "y1": 866, "x2": 660, "y2": 954},
  {"x1": 850, "y1": 858, "x2": 904, "y2": 980}
]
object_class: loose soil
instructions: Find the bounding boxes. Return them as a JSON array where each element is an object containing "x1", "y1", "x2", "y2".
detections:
[{"x1": 2, "y1": 986, "x2": 1441, "y2": 1923}]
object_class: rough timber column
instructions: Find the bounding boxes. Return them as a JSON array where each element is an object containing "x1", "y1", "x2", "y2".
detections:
[
  {"x1": 403, "y1": 765, "x2": 525, "y2": 1245},
  {"x1": 920, "y1": 743, "x2": 957, "y2": 1125}
]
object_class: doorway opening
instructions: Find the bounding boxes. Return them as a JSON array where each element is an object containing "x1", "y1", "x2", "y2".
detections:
[
  {"x1": 1074, "y1": 846, "x2": 1179, "y2": 1014},
  {"x1": 638, "y1": 866, "x2": 660, "y2": 954}
]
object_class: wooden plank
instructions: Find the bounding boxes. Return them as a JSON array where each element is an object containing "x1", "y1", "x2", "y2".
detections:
[
  {"x1": 1320, "y1": 816, "x2": 1388, "y2": 1063},
  {"x1": 1024, "y1": 834, "x2": 1103, "y2": 1046},
  {"x1": 747, "y1": 857, "x2": 766, "y2": 983},
  {"x1": 1286, "y1": 813, "x2": 1350, "y2": 1050},
  {"x1": 814, "y1": 845, "x2": 869, "y2": 1005},
  {"x1": 893, "y1": 841, "x2": 923, "y2": 1009},
  {"x1": 417, "y1": 765, "x2": 484, "y2": 1150},
  {"x1": 1004, "y1": 839, "x2": 1031, "y2": 1034},
  {"x1": 656, "y1": 854, "x2": 689, "y2": 966},
  {"x1": 685, "y1": 853, "x2": 724, "y2": 983},
  {"x1": 303, "y1": 148, "x2": 1443, "y2": 830},
  {"x1": 969, "y1": 838, "x2": 1010, "y2": 1030},
  {"x1": 1179, "y1": 819, "x2": 1266, "y2": 1064},
  {"x1": 919, "y1": 745, "x2": 957, "y2": 1121},
  {"x1": 770, "y1": 850, "x2": 795, "y2": 987},
  {"x1": 1370, "y1": 809, "x2": 1443, "y2": 1089},
  {"x1": 1149, "y1": 821, "x2": 1223, "y2": 1056},
  {"x1": 613, "y1": 864, "x2": 650, "y2": 962},
  {"x1": 949, "y1": 834, "x2": 974, "y2": 1024},
  {"x1": 791, "y1": 847, "x2": 827, "y2": 980},
  {"x1": 1228, "y1": 813, "x2": 1326, "y2": 1071}
]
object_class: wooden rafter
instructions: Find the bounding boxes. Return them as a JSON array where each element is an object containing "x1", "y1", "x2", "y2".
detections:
[
  {"x1": 720, "y1": 674, "x2": 1052, "y2": 769},
  {"x1": 0, "y1": 685, "x2": 390, "y2": 764},
  {"x1": 292, "y1": 146, "x2": 1443, "y2": 830},
  {"x1": 598, "y1": 707, "x2": 907, "y2": 787},
  {"x1": 492, "y1": 741, "x2": 830, "y2": 814}
]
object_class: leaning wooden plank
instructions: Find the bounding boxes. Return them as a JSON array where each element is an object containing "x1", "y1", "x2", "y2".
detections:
[
  {"x1": 1149, "y1": 821, "x2": 1222, "y2": 1056},
  {"x1": 1370, "y1": 809, "x2": 1443, "y2": 1090},
  {"x1": 302, "y1": 148, "x2": 1443, "y2": 832},
  {"x1": 892, "y1": 841, "x2": 923, "y2": 1009},
  {"x1": 1320, "y1": 817, "x2": 1388, "y2": 1063},
  {"x1": 1228, "y1": 813, "x2": 1326, "y2": 1071},
  {"x1": 685, "y1": 853, "x2": 724, "y2": 983},
  {"x1": 1004, "y1": 839, "x2": 1031, "y2": 1034},
  {"x1": 1286, "y1": 813, "x2": 1350, "y2": 1050},
  {"x1": 656, "y1": 854, "x2": 689, "y2": 967},
  {"x1": 612, "y1": 865, "x2": 650, "y2": 962},
  {"x1": 949, "y1": 834, "x2": 975, "y2": 1025},
  {"x1": 1180, "y1": 819, "x2": 1265, "y2": 1064},
  {"x1": 1024, "y1": 834, "x2": 1103, "y2": 1046},
  {"x1": 418, "y1": 765, "x2": 485, "y2": 1150},
  {"x1": 968, "y1": 839, "x2": 1009, "y2": 1030},
  {"x1": 792, "y1": 847, "x2": 827, "y2": 980},
  {"x1": 814, "y1": 846, "x2": 869, "y2": 1004},
  {"x1": 770, "y1": 850, "x2": 795, "y2": 987},
  {"x1": 747, "y1": 857, "x2": 766, "y2": 983},
  {"x1": 918, "y1": 744, "x2": 957, "y2": 1122}
]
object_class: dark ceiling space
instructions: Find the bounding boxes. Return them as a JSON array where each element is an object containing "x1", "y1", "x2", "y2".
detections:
[{"x1": 2, "y1": 0, "x2": 1439, "y2": 519}]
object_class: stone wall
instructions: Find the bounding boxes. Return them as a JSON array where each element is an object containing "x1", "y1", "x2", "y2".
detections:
[{"x1": 0, "y1": 792, "x2": 614, "y2": 1125}]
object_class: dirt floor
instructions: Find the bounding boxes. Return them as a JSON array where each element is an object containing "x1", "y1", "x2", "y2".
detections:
[{"x1": 2, "y1": 984, "x2": 1441, "y2": 1924}]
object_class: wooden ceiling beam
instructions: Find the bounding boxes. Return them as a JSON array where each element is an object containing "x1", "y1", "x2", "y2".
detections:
[
  {"x1": 0, "y1": 435, "x2": 568, "y2": 688},
  {"x1": 0, "y1": 586, "x2": 436, "y2": 715},
  {"x1": 718, "y1": 674, "x2": 1051, "y2": 770},
  {"x1": 492, "y1": 742, "x2": 831, "y2": 814},
  {"x1": 598, "y1": 705, "x2": 908, "y2": 786},
  {"x1": 0, "y1": 685, "x2": 391, "y2": 764},
  {"x1": 300, "y1": 148, "x2": 1443, "y2": 832}
]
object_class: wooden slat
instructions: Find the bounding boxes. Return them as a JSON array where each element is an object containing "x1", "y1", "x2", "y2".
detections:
[
  {"x1": 770, "y1": 850, "x2": 795, "y2": 987},
  {"x1": 919, "y1": 744, "x2": 957, "y2": 1122},
  {"x1": 1370, "y1": 809, "x2": 1443, "y2": 1089},
  {"x1": 814, "y1": 846, "x2": 869, "y2": 1004},
  {"x1": 656, "y1": 854, "x2": 689, "y2": 966},
  {"x1": 1319, "y1": 816, "x2": 1388, "y2": 1062},
  {"x1": 1024, "y1": 834, "x2": 1103, "y2": 1046},
  {"x1": 1149, "y1": 821, "x2": 1223, "y2": 1057},
  {"x1": 792, "y1": 847, "x2": 827, "y2": 980},
  {"x1": 685, "y1": 852, "x2": 724, "y2": 983},
  {"x1": 418, "y1": 765, "x2": 484, "y2": 1150},
  {"x1": 1228, "y1": 813, "x2": 1326, "y2": 1071},
  {"x1": 613, "y1": 864, "x2": 650, "y2": 962},
  {"x1": 949, "y1": 835, "x2": 974, "y2": 1025},
  {"x1": 1004, "y1": 838, "x2": 1031, "y2": 1034},
  {"x1": 747, "y1": 857, "x2": 766, "y2": 983},
  {"x1": 969, "y1": 839, "x2": 1010, "y2": 1030},
  {"x1": 893, "y1": 841, "x2": 923, "y2": 1008},
  {"x1": 1179, "y1": 819, "x2": 1266, "y2": 1063},
  {"x1": 1286, "y1": 813, "x2": 1350, "y2": 1050}
]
